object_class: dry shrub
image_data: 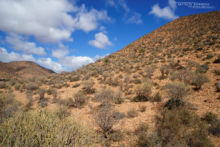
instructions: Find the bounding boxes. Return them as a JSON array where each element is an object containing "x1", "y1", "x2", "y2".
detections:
[
  {"x1": 133, "y1": 82, "x2": 152, "y2": 102},
  {"x1": 73, "y1": 91, "x2": 88, "y2": 108},
  {"x1": 137, "y1": 108, "x2": 213, "y2": 147},
  {"x1": 26, "y1": 83, "x2": 39, "y2": 91},
  {"x1": 0, "y1": 81, "x2": 7, "y2": 89},
  {"x1": 94, "y1": 103, "x2": 117, "y2": 137},
  {"x1": 0, "y1": 110, "x2": 100, "y2": 146},
  {"x1": 145, "y1": 65, "x2": 156, "y2": 79},
  {"x1": 165, "y1": 81, "x2": 191, "y2": 99},
  {"x1": 191, "y1": 73, "x2": 209, "y2": 90},
  {"x1": 0, "y1": 93, "x2": 20, "y2": 121},
  {"x1": 94, "y1": 88, "x2": 123, "y2": 104},
  {"x1": 82, "y1": 80, "x2": 95, "y2": 94},
  {"x1": 127, "y1": 108, "x2": 138, "y2": 118}
]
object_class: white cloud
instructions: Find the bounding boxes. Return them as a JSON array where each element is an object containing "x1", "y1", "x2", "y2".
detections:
[
  {"x1": 127, "y1": 12, "x2": 143, "y2": 24},
  {"x1": 6, "y1": 34, "x2": 46, "y2": 55},
  {"x1": 0, "y1": 47, "x2": 35, "y2": 62},
  {"x1": 0, "y1": 0, "x2": 111, "y2": 43},
  {"x1": 106, "y1": 0, "x2": 129, "y2": 12},
  {"x1": 52, "y1": 49, "x2": 69, "y2": 59},
  {"x1": 59, "y1": 56, "x2": 94, "y2": 70},
  {"x1": 149, "y1": 0, "x2": 178, "y2": 20},
  {"x1": 89, "y1": 32, "x2": 112, "y2": 49},
  {"x1": 37, "y1": 58, "x2": 64, "y2": 73},
  {"x1": 73, "y1": 5, "x2": 111, "y2": 33},
  {"x1": 106, "y1": 0, "x2": 117, "y2": 8}
]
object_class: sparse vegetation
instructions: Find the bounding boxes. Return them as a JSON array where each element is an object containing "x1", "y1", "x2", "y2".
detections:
[
  {"x1": 127, "y1": 108, "x2": 138, "y2": 118},
  {"x1": 73, "y1": 91, "x2": 88, "y2": 108}
]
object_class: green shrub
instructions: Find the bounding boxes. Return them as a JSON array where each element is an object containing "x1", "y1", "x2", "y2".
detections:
[
  {"x1": 0, "y1": 110, "x2": 100, "y2": 146},
  {"x1": 165, "y1": 81, "x2": 191, "y2": 99}
]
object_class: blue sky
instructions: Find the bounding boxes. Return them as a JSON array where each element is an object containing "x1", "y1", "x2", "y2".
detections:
[{"x1": 0, "y1": 0, "x2": 219, "y2": 72}]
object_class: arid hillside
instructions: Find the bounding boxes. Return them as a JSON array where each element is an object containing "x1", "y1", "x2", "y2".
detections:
[
  {"x1": 0, "y1": 11, "x2": 220, "y2": 147},
  {"x1": 0, "y1": 61, "x2": 55, "y2": 79}
]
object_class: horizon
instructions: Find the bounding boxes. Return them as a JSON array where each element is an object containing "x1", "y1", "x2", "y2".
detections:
[{"x1": 0, "y1": 0, "x2": 219, "y2": 73}]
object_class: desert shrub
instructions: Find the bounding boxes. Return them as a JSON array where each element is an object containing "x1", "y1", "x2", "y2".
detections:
[
  {"x1": 138, "y1": 105, "x2": 146, "y2": 112},
  {"x1": 196, "y1": 64, "x2": 209, "y2": 73},
  {"x1": 72, "y1": 83, "x2": 80, "y2": 88},
  {"x1": 0, "y1": 110, "x2": 100, "y2": 146},
  {"x1": 9, "y1": 80, "x2": 16, "y2": 86},
  {"x1": 94, "y1": 88, "x2": 122, "y2": 104},
  {"x1": 38, "y1": 88, "x2": 45, "y2": 100},
  {"x1": 151, "y1": 92, "x2": 162, "y2": 102},
  {"x1": 215, "y1": 82, "x2": 220, "y2": 92},
  {"x1": 191, "y1": 73, "x2": 209, "y2": 90},
  {"x1": 202, "y1": 112, "x2": 218, "y2": 124},
  {"x1": 160, "y1": 65, "x2": 169, "y2": 79},
  {"x1": 165, "y1": 81, "x2": 191, "y2": 99},
  {"x1": 94, "y1": 103, "x2": 117, "y2": 137},
  {"x1": 70, "y1": 75, "x2": 80, "y2": 82},
  {"x1": 127, "y1": 109, "x2": 138, "y2": 118},
  {"x1": 156, "y1": 108, "x2": 212, "y2": 147},
  {"x1": 56, "y1": 105, "x2": 70, "y2": 118},
  {"x1": 82, "y1": 80, "x2": 95, "y2": 94},
  {"x1": 145, "y1": 65, "x2": 156, "y2": 79},
  {"x1": 133, "y1": 82, "x2": 152, "y2": 102},
  {"x1": 47, "y1": 88, "x2": 56, "y2": 95},
  {"x1": 135, "y1": 123, "x2": 149, "y2": 147},
  {"x1": 14, "y1": 84, "x2": 21, "y2": 91},
  {"x1": 209, "y1": 120, "x2": 220, "y2": 137},
  {"x1": 113, "y1": 111, "x2": 126, "y2": 120},
  {"x1": 26, "y1": 83, "x2": 39, "y2": 91},
  {"x1": 170, "y1": 70, "x2": 193, "y2": 84},
  {"x1": 109, "y1": 130, "x2": 123, "y2": 142},
  {"x1": 113, "y1": 90, "x2": 123, "y2": 104},
  {"x1": 73, "y1": 91, "x2": 88, "y2": 108},
  {"x1": 0, "y1": 82, "x2": 7, "y2": 89},
  {"x1": 214, "y1": 69, "x2": 220, "y2": 76},
  {"x1": 164, "y1": 98, "x2": 184, "y2": 110},
  {"x1": 213, "y1": 54, "x2": 220, "y2": 63},
  {"x1": 0, "y1": 93, "x2": 20, "y2": 121}
]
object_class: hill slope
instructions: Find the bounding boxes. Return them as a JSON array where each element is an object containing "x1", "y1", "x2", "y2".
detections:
[
  {"x1": 0, "y1": 61, "x2": 55, "y2": 79},
  {"x1": 0, "y1": 11, "x2": 220, "y2": 146}
]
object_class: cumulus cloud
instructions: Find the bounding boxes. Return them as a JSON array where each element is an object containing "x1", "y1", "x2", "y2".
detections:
[
  {"x1": 59, "y1": 56, "x2": 94, "y2": 70},
  {"x1": 37, "y1": 58, "x2": 64, "y2": 73},
  {"x1": 0, "y1": 0, "x2": 111, "y2": 43},
  {"x1": 106, "y1": 0, "x2": 129, "y2": 12},
  {"x1": 73, "y1": 5, "x2": 111, "y2": 32},
  {"x1": 127, "y1": 12, "x2": 143, "y2": 24},
  {"x1": 89, "y1": 32, "x2": 112, "y2": 49},
  {"x1": 0, "y1": 47, "x2": 35, "y2": 62},
  {"x1": 149, "y1": 0, "x2": 178, "y2": 20},
  {"x1": 6, "y1": 34, "x2": 46, "y2": 55}
]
